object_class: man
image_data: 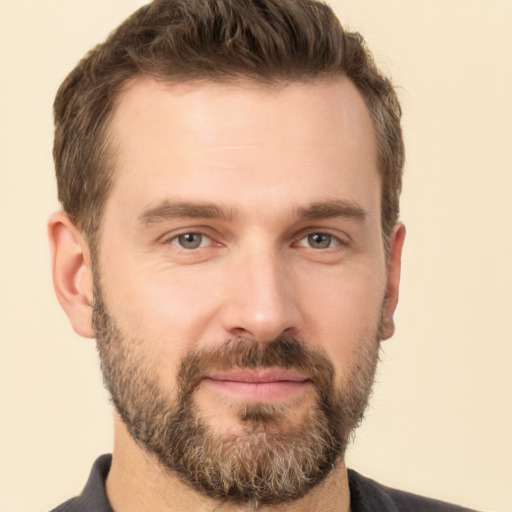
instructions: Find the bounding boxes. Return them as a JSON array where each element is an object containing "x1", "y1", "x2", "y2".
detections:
[{"x1": 47, "y1": 0, "x2": 477, "y2": 511}]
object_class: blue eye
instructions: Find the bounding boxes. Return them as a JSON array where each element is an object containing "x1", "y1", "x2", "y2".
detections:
[
  {"x1": 299, "y1": 233, "x2": 340, "y2": 249},
  {"x1": 174, "y1": 233, "x2": 208, "y2": 249}
]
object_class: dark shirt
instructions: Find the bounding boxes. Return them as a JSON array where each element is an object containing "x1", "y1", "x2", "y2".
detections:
[{"x1": 50, "y1": 454, "x2": 479, "y2": 512}]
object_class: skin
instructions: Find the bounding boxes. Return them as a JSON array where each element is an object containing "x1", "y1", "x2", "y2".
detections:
[{"x1": 49, "y1": 76, "x2": 405, "y2": 512}]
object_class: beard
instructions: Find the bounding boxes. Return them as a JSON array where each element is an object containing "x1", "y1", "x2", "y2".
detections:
[{"x1": 92, "y1": 277, "x2": 381, "y2": 508}]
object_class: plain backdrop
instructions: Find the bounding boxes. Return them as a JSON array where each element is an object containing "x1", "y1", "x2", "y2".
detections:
[{"x1": 0, "y1": 1, "x2": 511, "y2": 511}]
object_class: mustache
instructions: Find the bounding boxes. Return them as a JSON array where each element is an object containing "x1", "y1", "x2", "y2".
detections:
[{"x1": 176, "y1": 335, "x2": 336, "y2": 396}]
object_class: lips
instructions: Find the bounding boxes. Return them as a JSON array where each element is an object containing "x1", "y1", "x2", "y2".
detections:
[{"x1": 202, "y1": 369, "x2": 312, "y2": 401}]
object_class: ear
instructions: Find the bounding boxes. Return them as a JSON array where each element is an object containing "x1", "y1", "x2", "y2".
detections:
[
  {"x1": 48, "y1": 211, "x2": 95, "y2": 338},
  {"x1": 380, "y1": 222, "x2": 406, "y2": 340}
]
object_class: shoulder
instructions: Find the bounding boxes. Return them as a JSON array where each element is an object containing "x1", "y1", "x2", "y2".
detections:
[
  {"x1": 49, "y1": 454, "x2": 113, "y2": 512},
  {"x1": 50, "y1": 497, "x2": 85, "y2": 512},
  {"x1": 348, "y1": 469, "x2": 480, "y2": 512}
]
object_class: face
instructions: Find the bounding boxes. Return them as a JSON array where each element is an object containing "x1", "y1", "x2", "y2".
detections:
[{"x1": 89, "y1": 77, "x2": 403, "y2": 505}]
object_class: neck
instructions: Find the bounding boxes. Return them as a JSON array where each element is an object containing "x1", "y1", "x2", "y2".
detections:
[{"x1": 106, "y1": 418, "x2": 351, "y2": 512}]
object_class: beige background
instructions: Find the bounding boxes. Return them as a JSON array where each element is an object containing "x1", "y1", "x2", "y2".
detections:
[{"x1": 1, "y1": 1, "x2": 511, "y2": 511}]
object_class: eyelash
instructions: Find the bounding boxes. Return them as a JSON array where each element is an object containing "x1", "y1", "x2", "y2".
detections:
[
  {"x1": 167, "y1": 231, "x2": 214, "y2": 250},
  {"x1": 165, "y1": 230, "x2": 345, "y2": 251},
  {"x1": 295, "y1": 232, "x2": 342, "y2": 250}
]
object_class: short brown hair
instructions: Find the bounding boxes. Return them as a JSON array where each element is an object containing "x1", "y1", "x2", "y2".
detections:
[{"x1": 53, "y1": 0, "x2": 404, "y2": 249}]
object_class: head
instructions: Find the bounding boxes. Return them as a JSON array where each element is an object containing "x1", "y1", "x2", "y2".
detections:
[{"x1": 49, "y1": 0, "x2": 405, "y2": 508}]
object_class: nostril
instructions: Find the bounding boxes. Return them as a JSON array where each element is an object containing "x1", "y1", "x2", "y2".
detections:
[{"x1": 230, "y1": 326, "x2": 251, "y2": 338}]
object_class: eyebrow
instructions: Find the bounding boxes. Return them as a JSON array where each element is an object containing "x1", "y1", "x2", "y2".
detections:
[
  {"x1": 138, "y1": 198, "x2": 366, "y2": 225},
  {"x1": 138, "y1": 200, "x2": 237, "y2": 225},
  {"x1": 296, "y1": 200, "x2": 367, "y2": 222}
]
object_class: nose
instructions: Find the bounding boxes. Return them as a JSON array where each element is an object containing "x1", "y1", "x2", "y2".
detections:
[{"x1": 221, "y1": 247, "x2": 302, "y2": 342}]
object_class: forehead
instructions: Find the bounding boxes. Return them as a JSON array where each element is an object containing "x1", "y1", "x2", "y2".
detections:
[{"x1": 105, "y1": 76, "x2": 379, "y2": 222}]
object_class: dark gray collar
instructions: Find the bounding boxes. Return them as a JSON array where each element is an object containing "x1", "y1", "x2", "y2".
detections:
[{"x1": 51, "y1": 454, "x2": 477, "y2": 512}]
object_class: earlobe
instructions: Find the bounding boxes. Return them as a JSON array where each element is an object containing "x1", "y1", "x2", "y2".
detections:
[
  {"x1": 380, "y1": 222, "x2": 406, "y2": 340},
  {"x1": 48, "y1": 211, "x2": 95, "y2": 339}
]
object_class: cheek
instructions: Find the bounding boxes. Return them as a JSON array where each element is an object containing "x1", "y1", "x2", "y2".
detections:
[
  {"x1": 100, "y1": 259, "x2": 223, "y2": 365},
  {"x1": 298, "y1": 263, "x2": 386, "y2": 380}
]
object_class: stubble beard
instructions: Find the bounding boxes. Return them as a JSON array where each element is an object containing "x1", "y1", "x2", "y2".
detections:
[{"x1": 92, "y1": 276, "x2": 381, "y2": 509}]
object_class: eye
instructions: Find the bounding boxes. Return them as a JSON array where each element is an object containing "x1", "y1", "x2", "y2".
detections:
[
  {"x1": 171, "y1": 232, "x2": 211, "y2": 249},
  {"x1": 297, "y1": 233, "x2": 340, "y2": 249}
]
